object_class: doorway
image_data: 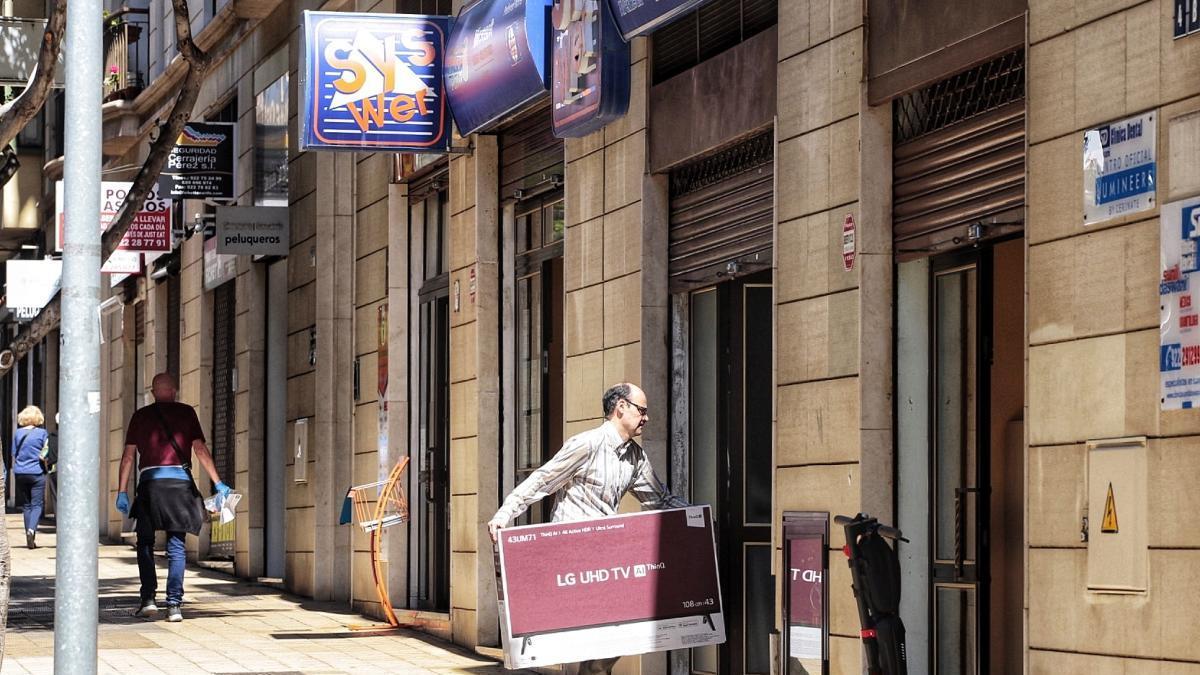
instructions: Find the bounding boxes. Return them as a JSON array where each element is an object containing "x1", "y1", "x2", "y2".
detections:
[
  {"x1": 417, "y1": 293, "x2": 450, "y2": 610},
  {"x1": 264, "y1": 260, "x2": 288, "y2": 580},
  {"x1": 687, "y1": 274, "x2": 773, "y2": 675},
  {"x1": 896, "y1": 238, "x2": 1024, "y2": 674}
]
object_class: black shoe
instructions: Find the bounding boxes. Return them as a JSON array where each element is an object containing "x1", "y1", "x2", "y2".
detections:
[
  {"x1": 25, "y1": 530, "x2": 35, "y2": 550},
  {"x1": 135, "y1": 599, "x2": 158, "y2": 617}
]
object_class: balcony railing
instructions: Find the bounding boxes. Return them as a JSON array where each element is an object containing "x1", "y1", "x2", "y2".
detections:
[{"x1": 102, "y1": 8, "x2": 149, "y2": 103}]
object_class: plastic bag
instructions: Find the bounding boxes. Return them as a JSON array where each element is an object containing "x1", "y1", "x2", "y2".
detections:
[{"x1": 203, "y1": 491, "x2": 242, "y2": 525}]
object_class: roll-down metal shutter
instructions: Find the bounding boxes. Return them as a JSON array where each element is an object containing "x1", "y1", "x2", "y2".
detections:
[
  {"x1": 892, "y1": 50, "x2": 1025, "y2": 260},
  {"x1": 669, "y1": 131, "x2": 773, "y2": 291},
  {"x1": 499, "y1": 102, "x2": 563, "y2": 202}
]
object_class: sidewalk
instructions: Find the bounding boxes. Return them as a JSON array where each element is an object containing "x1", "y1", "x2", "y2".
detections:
[{"x1": 2, "y1": 514, "x2": 517, "y2": 674}]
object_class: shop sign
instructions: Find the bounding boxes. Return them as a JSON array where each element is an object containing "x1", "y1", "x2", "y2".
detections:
[
  {"x1": 1158, "y1": 195, "x2": 1200, "y2": 409},
  {"x1": 605, "y1": 0, "x2": 709, "y2": 39},
  {"x1": 301, "y1": 11, "x2": 451, "y2": 152},
  {"x1": 783, "y1": 511, "x2": 828, "y2": 674},
  {"x1": 203, "y1": 236, "x2": 238, "y2": 290},
  {"x1": 55, "y1": 181, "x2": 173, "y2": 253},
  {"x1": 551, "y1": 0, "x2": 630, "y2": 138},
  {"x1": 5, "y1": 260, "x2": 62, "y2": 321},
  {"x1": 842, "y1": 213, "x2": 856, "y2": 271},
  {"x1": 215, "y1": 206, "x2": 289, "y2": 256},
  {"x1": 445, "y1": 0, "x2": 552, "y2": 135},
  {"x1": 157, "y1": 122, "x2": 237, "y2": 200},
  {"x1": 1174, "y1": 0, "x2": 1200, "y2": 39},
  {"x1": 497, "y1": 506, "x2": 725, "y2": 669},
  {"x1": 1083, "y1": 111, "x2": 1156, "y2": 225}
]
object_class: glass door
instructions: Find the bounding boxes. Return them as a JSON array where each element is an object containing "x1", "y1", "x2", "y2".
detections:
[
  {"x1": 930, "y1": 256, "x2": 988, "y2": 674},
  {"x1": 688, "y1": 275, "x2": 773, "y2": 675}
]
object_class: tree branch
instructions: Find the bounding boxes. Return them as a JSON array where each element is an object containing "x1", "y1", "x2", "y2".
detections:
[{"x1": 0, "y1": 0, "x2": 67, "y2": 148}]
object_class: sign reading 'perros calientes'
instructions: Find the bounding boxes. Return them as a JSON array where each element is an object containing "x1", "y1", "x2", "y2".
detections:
[
  {"x1": 157, "y1": 121, "x2": 237, "y2": 200},
  {"x1": 444, "y1": 0, "x2": 552, "y2": 136},
  {"x1": 301, "y1": 12, "x2": 450, "y2": 152},
  {"x1": 551, "y1": 0, "x2": 629, "y2": 138},
  {"x1": 496, "y1": 506, "x2": 725, "y2": 669}
]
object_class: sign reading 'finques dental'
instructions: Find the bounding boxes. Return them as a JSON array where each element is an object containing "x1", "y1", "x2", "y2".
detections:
[{"x1": 301, "y1": 11, "x2": 451, "y2": 152}]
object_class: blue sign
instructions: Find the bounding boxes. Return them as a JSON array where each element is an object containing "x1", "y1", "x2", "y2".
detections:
[
  {"x1": 552, "y1": 0, "x2": 630, "y2": 138},
  {"x1": 1083, "y1": 112, "x2": 1156, "y2": 225},
  {"x1": 445, "y1": 0, "x2": 552, "y2": 135},
  {"x1": 606, "y1": 0, "x2": 709, "y2": 39},
  {"x1": 301, "y1": 12, "x2": 451, "y2": 152}
]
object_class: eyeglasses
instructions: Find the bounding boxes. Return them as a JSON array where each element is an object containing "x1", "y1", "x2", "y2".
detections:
[{"x1": 623, "y1": 398, "x2": 648, "y2": 416}]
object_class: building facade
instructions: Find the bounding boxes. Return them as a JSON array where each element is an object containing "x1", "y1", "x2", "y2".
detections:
[{"x1": 2, "y1": 0, "x2": 1199, "y2": 673}]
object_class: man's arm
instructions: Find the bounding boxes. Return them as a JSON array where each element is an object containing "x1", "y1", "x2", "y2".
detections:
[
  {"x1": 630, "y1": 454, "x2": 689, "y2": 510},
  {"x1": 118, "y1": 444, "x2": 138, "y2": 495},
  {"x1": 487, "y1": 435, "x2": 592, "y2": 541},
  {"x1": 192, "y1": 439, "x2": 223, "y2": 486}
]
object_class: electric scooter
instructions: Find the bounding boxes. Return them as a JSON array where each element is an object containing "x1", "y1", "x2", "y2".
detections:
[{"x1": 834, "y1": 513, "x2": 908, "y2": 675}]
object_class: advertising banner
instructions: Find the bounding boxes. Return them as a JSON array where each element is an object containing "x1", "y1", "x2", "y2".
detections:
[
  {"x1": 157, "y1": 122, "x2": 237, "y2": 200},
  {"x1": 551, "y1": 0, "x2": 630, "y2": 138},
  {"x1": 605, "y1": 0, "x2": 709, "y2": 39},
  {"x1": 787, "y1": 536, "x2": 824, "y2": 665},
  {"x1": 301, "y1": 11, "x2": 451, "y2": 152},
  {"x1": 5, "y1": 260, "x2": 62, "y2": 321},
  {"x1": 1159, "y1": 195, "x2": 1200, "y2": 409},
  {"x1": 497, "y1": 506, "x2": 725, "y2": 669},
  {"x1": 1083, "y1": 111, "x2": 1156, "y2": 225},
  {"x1": 215, "y1": 206, "x2": 289, "y2": 256},
  {"x1": 445, "y1": 0, "x2": 551, "y2": 135},
  {"x1": 56, "y1": 181, "x2": 173, "y2": 253}
]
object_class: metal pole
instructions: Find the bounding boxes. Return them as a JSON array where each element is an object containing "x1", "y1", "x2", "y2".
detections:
[{"x1": 55, "y1": 0, "x2": 102, "y2": 669}]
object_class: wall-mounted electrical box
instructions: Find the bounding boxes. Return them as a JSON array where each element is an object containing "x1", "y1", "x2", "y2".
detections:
[{"x1": 1086, "y1": 436, "x2": 1147, "y2": 594}]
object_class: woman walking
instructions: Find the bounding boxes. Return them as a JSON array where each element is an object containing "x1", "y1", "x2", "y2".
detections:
[{"x1": 12, "y1": 405, "x2": 50, "y2": 549}]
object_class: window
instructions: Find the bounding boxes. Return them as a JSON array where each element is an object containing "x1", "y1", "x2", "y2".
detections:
[
  {"x1": 397, "y1": 0, "x2": 452, "y2": 13},
  {"x1": 255, "y1": 73, "x2": 289, "y2": 206},
  {"x1": 651, "y1": 0, "x2": 777, "y2": 84}
]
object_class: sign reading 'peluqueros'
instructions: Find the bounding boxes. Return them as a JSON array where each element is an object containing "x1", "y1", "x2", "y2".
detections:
[
  {"x1": 551, "y1": 0, "x2": 629, "y2": 138},
  {"x1": 301, "y1": 11, "x2": 451, "y2": 152}
]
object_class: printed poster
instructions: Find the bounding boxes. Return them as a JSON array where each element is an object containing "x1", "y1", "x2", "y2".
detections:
[
  {"x1": 1160, "y1": 195, "x2": 1200, "y2": 409},
  {"x1": 1083, "y1": 112, "x2": 1156, "y2": 225}
]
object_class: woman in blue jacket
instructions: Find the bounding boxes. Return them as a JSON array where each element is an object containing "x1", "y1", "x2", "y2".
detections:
[{"x1": 12, "y1": 405, "x2": 49, "y2": 549}]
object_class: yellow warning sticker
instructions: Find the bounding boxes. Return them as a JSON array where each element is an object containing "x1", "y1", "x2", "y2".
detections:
[{"x1": 1101, "y1": 482, "x2": 1119, "y2": 533}]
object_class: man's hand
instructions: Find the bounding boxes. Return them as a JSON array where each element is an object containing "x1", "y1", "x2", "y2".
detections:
[
  {"x1": 215, "y1": 481, "x2": 231, "y2": 497},
  {"x1": 487, "y1": 515, "x2": 507, "y2": 544},
  {"x1": 115, "y1": 492, "x2": 130, "y2": 515}
]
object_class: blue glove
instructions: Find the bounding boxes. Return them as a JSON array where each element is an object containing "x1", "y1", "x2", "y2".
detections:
[
  {"x1": 215, "y1": 481, "x2": 231, "y2": 497},
  {"x1": 115, "y1": 492, "x2": 129, "y2": 515}
]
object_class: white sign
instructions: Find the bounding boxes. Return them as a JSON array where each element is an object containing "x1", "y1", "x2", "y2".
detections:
[
  {"x1": 1083, "y1": 112, "x2": 1156, "y2": 225},
  {"x1": 215, "y1": 206, "x2": 289, "y2": 256},
  {"x1": 203, "y1": 236, "x2": 237, "y2": 290},
  {"x1": 56, "y1": 180, "x2": 173, "y2": 252},
  {"x1": 1160, "y1": 195, "x2": 1200, "y2": 409},
  {"x1": 5, "y1": 260, "x2": 62, "y2": 320}
]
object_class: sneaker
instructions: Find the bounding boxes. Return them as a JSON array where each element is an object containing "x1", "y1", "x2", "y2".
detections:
[
  {"x1": 135, "y1": 600, "x2": 158, "y2": 617},
  {"x1": 166, "y1": 605, "x2": 182, "y2": 622}
]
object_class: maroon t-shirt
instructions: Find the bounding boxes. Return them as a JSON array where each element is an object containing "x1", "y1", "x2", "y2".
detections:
[{"x1": 124, "y1": 401, "x2": 206, "y2": 468}]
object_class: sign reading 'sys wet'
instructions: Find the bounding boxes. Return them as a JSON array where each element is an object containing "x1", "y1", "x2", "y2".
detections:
[
  {"x1": 301, "y1": 12, "x2": 451, "y2": 152},
  {"x1": 1083, "y1": 111, "x2": 1156, "y2": 225}
]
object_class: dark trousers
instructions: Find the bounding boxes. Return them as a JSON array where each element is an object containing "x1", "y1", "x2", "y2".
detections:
[
  {"x1": 14, "y1": 473, "x2": 45, "y2": 533},
  {"x1": 136, "y1": 520, "x2": 187, "y2": 606}
]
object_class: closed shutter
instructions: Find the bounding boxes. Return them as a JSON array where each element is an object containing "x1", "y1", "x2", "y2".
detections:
[
  {"x1": 499, "y1": 102, "x2": 563, "y2": 202},
  {"x1": 668, "y1": 131, "x2": 773, "y2": 292},
  {"x1": 167, "y1": 278, "x2": 180, "y2": 381},
  {"x1": 209, "y1": 280, "x2": 236, "y2": 558},
  {"x1": 892, "y1": 50, "x2": 1025, "y2": 260}
]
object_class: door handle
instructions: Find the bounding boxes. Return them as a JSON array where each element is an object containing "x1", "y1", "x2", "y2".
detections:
[{"x1": 954, "y1": 486, "x2": 981, "y2": 579}]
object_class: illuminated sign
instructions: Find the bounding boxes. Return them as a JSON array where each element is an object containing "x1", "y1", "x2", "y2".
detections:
[
  {"x1": 605, "y1": 0, "x2": 710, "y2": 39},
  {"x1": 301, "y1": 11, "x2": 450, "y2": 152},
  {"x1": 551, "y1": 0, "x2": 629, "y2": 138},
  {"x1": 444, "y1": 0, "x2": 552, "y2": 135}
]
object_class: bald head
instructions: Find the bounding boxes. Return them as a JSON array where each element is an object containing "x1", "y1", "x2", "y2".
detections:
[
  {"x1": 603, "y1": 382, "x2": 649, "y2": 440},
  {"x1": 151, "y1": 373, "x2": 177, "y2": 402}
]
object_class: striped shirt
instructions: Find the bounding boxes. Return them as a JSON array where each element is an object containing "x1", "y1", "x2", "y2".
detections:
[{"x1": 493, "y1": 421, "x2": 688, "y2": 525}]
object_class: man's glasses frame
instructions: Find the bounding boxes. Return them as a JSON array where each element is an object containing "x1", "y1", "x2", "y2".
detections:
[{"x1": 623, "y1": 398, "x2": 648, "y2": 416}]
